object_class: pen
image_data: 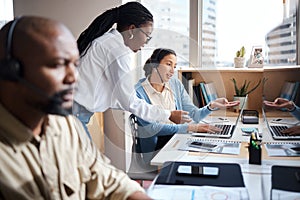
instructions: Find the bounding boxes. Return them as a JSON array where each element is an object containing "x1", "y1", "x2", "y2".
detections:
[{"x1": 191, "y1": 189, "x2": 195, "y2": 200}]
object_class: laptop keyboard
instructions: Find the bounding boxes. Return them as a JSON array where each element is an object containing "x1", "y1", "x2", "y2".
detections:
[
  {"x1": 269, "y1": 125, "x2": 300, "y2": 140},
  {"x1": 270, "y1": 125, "x2": 288, "y2": 137},
  {"x1": 214, "y1": 124, "x2": 232, "y2": 135}
]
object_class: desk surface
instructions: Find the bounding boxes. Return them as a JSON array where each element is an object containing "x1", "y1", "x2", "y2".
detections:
[{"x1": 150, "y1": 112, "x2": 300, "y2": 200}]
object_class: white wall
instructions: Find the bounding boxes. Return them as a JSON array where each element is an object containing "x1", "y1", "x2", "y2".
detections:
[{"x1": 13, "y1": 0, "x2": 121, "y2": 38}]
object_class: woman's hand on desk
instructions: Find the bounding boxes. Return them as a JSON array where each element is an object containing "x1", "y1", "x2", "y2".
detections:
[
  {"x1": 188, "y1": 124, "x2": 222, "y2": 133},
  {"x1": 209, "y1": 98, "x2": 240, "y2": 110},
  {"x1": 281, "y1": 126, "x2": 300, "y2": 135}
]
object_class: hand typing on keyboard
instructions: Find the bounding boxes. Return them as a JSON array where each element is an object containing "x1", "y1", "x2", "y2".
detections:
[
  {"x1": 281, "y1": 126, "x2": 300, "y2": 135},
  {"x1": 188, "y1": 124, "x2": 222, "y2": 133}
]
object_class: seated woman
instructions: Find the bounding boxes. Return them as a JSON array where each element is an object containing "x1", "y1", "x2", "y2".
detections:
[{"x1": 134, "y1": 48, "x2": 239, "y2": 164}]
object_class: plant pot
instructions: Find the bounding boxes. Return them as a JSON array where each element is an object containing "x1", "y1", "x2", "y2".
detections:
[
  {"x1": 234, "y1": 57, "x2": 245, "y2": 68},
  {"x1": 233, "y1": 96, "x2": 248, "y2": 111}
]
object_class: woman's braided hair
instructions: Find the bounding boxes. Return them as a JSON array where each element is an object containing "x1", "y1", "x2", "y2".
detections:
[{"x1": 77, "y1": 2, "x2": 153, "y2": 57}]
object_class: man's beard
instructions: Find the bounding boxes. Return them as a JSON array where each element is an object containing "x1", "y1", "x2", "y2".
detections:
[{"x1": 42, "y1": 89, "x2": 73, "y2": 116}]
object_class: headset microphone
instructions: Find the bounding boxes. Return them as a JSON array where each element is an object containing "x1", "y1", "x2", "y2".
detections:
[
  {"x1": 155, "y1": 67, "x2": 165, "y2": 85},
  {"x1": 151, "y1": 48, "x2": 165, "y2": 85}
]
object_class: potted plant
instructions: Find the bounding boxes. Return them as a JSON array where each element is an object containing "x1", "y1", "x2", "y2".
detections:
[
  {"x1": 231, "y1": 78, "x2": 267, "y2": 110},
  {"x1": 234, "y1": 46, "x2": 246, "y2": 68}
]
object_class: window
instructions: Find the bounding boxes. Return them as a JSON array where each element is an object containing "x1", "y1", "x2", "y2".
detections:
[
  {"x1": 209, "y1": 0, "x2": 299, "y2": 67},
  {"x1": 0, "y1": 0, "x2": 14, "y2": 28},
  {"x1": 137, "y1": 0, "x2": 299, "y2": 68},
  {"x1": 141, "y1": 0, "x2": 190, "y2": 67}
]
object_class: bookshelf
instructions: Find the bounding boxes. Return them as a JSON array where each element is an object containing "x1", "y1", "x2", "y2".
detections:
[
  {"x1": 178, "y1": 66, "x2": 300, "y2": 111},
  {"x1": 263, "y1": 66, "x2": 300, "y2": 104}
]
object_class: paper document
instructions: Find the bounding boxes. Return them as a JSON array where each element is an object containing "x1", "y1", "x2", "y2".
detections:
[
  {"x1": 264, "y1": 143, "x2": 300, "y2": 157},
  {"x1": 147, "y1": 185, "x2": 249, "y2": 200}
]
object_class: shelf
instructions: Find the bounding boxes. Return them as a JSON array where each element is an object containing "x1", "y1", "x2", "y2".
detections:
[
  {"x1": 177, "y1": 65, "x2": 300, "y2": 111},
  {"x1": 178, "y1": 65, "x2": 300, "y2": 73}
]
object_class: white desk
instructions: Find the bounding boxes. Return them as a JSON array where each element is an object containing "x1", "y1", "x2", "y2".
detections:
[{"x1": 150, "y1": 115, "x2": 300, "y2": 200}]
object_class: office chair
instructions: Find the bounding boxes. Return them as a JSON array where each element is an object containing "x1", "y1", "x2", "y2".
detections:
[{"x1": 127, "y1": 114, "x2": 158, "y2": 185}]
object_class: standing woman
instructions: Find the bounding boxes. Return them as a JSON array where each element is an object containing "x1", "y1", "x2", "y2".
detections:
[{"x1": 73, "y1": 2, "x2": 188, "y2": 137}]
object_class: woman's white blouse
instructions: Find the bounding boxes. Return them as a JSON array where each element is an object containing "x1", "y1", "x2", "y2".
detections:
[{"x1": 74, "y1": 29, "x2": 170, "y2": 122}]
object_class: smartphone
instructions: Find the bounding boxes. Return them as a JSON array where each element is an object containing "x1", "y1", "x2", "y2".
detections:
[
  {"x1": 189, "y1": 141, "x2": 218, "y2": 150},
  {"x1": 177, "y1": 165, "x2": 219, "y2": 177},
  {"x1": 289, "y1": 147, "x2": 300, "y2": 154}
]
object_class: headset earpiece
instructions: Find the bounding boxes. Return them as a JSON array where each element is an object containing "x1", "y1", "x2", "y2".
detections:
[
  {"x1": 0, "y1": 17, "x2": 22, "y2": 81},
  {"x1": 152, "y1": 48, "x2": 164, "y2": 68},
  {"x1": 0, "y1": 58, "x2": 22, "y2": 81}
]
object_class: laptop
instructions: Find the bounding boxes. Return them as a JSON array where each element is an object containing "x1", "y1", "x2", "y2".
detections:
[
  {"x1": 191, "y1": 95, "x2": 248, "y2": 138},
  {"x1": 262, "y1": 107, "x2": 300, "y2": 140}
]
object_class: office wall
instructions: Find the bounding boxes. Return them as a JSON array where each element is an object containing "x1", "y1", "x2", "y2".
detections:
[{"x1": 13, "y1": 0, "x2": 121, "y2": 38}]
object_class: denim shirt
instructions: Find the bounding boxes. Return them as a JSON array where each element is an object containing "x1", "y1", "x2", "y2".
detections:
[{"x1": 291, "y1": 105, "x2": 300, "y2": 120}]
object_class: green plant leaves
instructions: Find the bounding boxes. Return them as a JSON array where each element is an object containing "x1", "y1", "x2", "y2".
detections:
[
  {"x1": 236, "y1": 46, "x2": 245, "y2": 57},
  {"x1": 231, "y1": 77, "x2": 267, "y2": 96}
]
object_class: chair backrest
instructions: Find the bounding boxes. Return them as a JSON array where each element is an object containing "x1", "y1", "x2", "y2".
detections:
[
  {"x1": 128, "y1": 114, "x2": 158, "y2": 179},
  {"x1": 129, "y1": 114, "x2": 140, "y2": 154}
]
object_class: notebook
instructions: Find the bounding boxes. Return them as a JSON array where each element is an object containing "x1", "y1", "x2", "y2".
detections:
[
  {"x1": 155, "y1": 161, "x2": 246, "y2": 187},
  {"x1": 191, "y1": 95, "x2": 248, "y2": 138},
  {"x1": 148, "y1": 161, "x2": 249, "y2": 200},
  {"x1": 262, "y1": 107, "x2": 300, "y2": 140},
  {"x1": 271, "y1": 165, "x2": 300, "y2": 199}
]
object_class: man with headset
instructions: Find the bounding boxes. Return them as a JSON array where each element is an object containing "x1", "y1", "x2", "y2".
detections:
[{"x1": 0, "y1": 16, "x2": 151, "y2": 199}]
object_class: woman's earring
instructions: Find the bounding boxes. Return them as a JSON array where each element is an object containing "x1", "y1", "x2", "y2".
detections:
[{"x1": 129, "y1": 33, "x2": 134, "y2": 40}]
